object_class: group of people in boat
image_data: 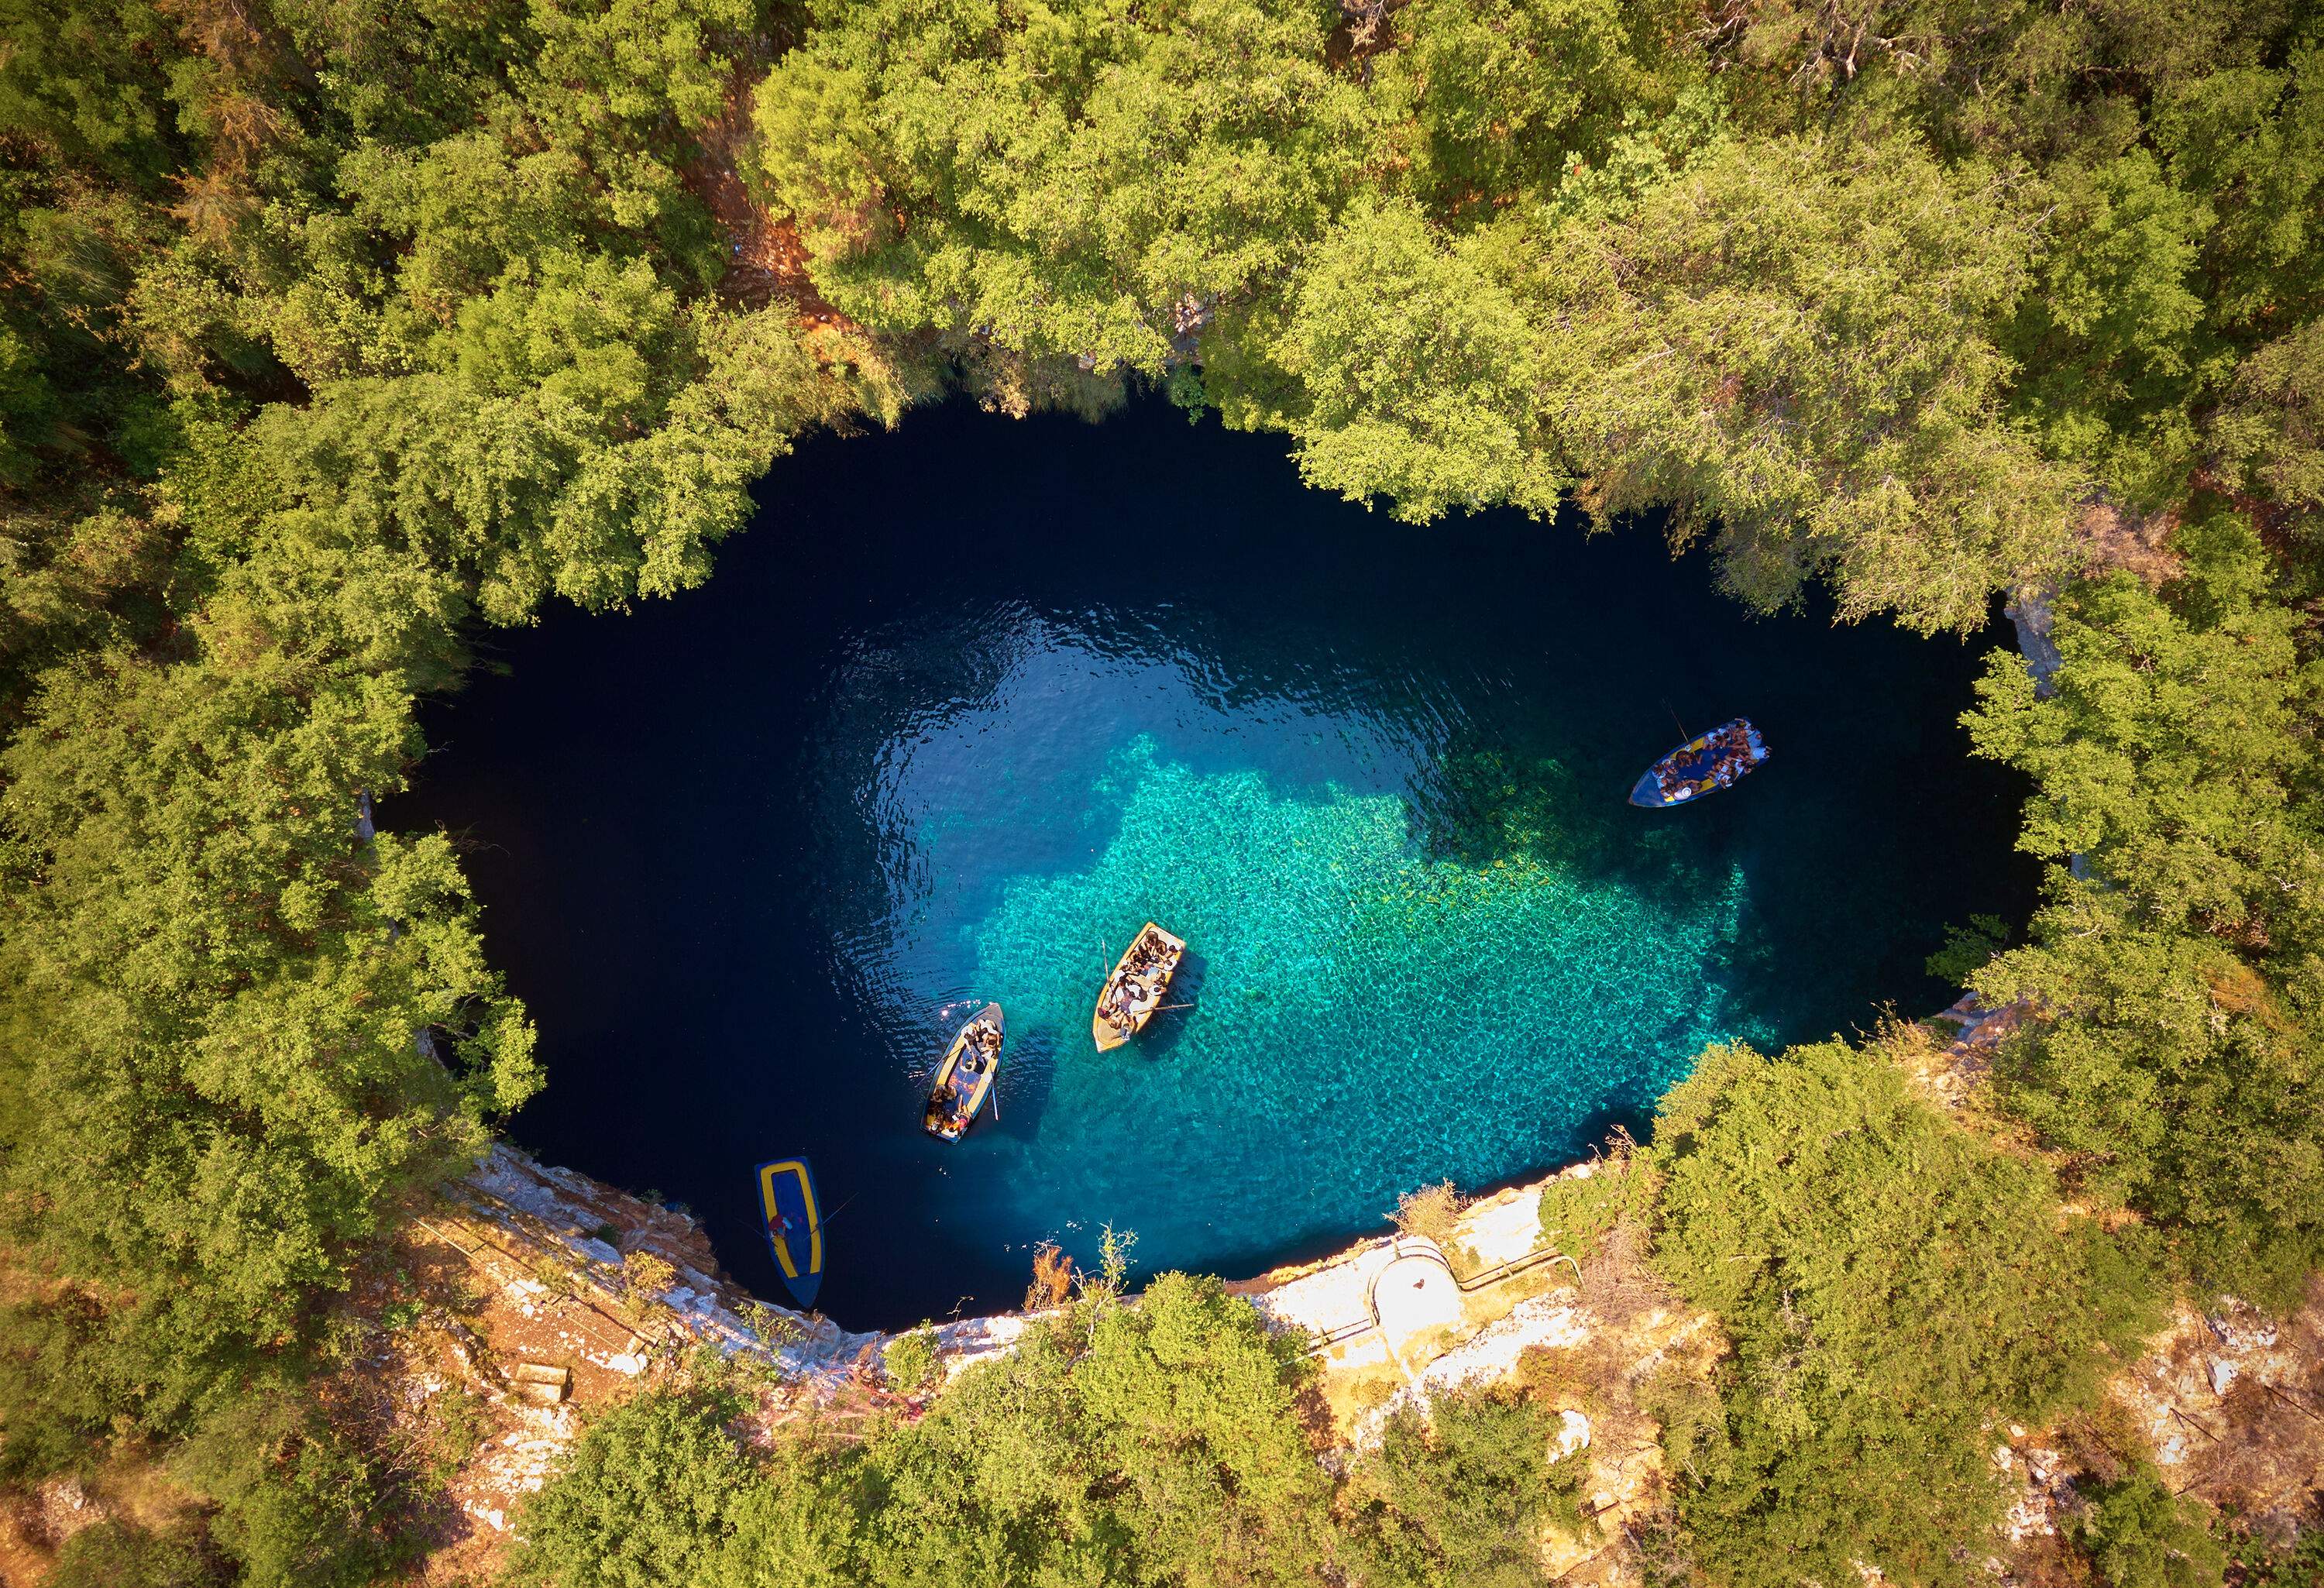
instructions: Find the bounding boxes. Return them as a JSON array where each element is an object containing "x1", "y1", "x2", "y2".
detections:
[
  {"x1": 1095, "y1": 925, "x2": 1184, "y2": 1046},
  {"x1": 1636, "y1": 718, "x2": 1769, "y2": 806},
  {"x1": 1656, "y1": 733, "x2": 1750, "y2": 796},
  {"x1": 923, "y1": 921, "x2": 1188, "y2": 1140},
  {"x1": 922, "y1": 1009, "x2": 1003, "y2": 1142}
]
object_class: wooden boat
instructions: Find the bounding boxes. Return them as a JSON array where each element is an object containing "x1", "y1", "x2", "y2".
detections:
[
  {"x1": 754, "y1": 1156, "x2": 824, "y2": 1308},
  {"x1": 923, "y1": 1003, "x2": 1003, "y2": 1142},
  {"x1": 1628, "y1": 717, "x2": 1770, "y2": 808},
  {"x1": 1092, "y1": 923, "x2": 1187, "y2": 1052}
]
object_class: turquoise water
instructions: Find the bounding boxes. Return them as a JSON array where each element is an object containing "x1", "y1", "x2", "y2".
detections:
[
  {"x1": 966, "y1": 743, "x2": 1748, "y2": 1257},
  {"x1": 397, "y1": 400, "x2": 2034, "y2": 1326}
]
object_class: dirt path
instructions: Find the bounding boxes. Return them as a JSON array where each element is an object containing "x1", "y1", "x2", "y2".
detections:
[{"x1": 685, "y1": 50, "x2": 851, "y2": 329}]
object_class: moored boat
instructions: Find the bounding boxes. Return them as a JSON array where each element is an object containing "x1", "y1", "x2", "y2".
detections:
[
  {"x1": 1628, "y1": 718, "x2": 1770, "y2": 808},
  {"x1": 754, "y1": 1156, "x2": 825, "y2": 1308},
  {"x1": 1092, "y1": 923, "x2": 1187, "y2": 1052},
  {"x1": 923, "y1": 1003, "x2": 1004, "y2": 1141}
]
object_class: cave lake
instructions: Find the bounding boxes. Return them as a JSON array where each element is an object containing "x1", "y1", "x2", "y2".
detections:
[{"x1": 393, "y1": 398, "x2": 2037, "y2": 1329}]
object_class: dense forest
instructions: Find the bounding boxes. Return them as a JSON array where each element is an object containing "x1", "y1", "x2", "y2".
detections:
[{"x1": 0, "y1": 0, "x2": 2319, "y2": 1583}]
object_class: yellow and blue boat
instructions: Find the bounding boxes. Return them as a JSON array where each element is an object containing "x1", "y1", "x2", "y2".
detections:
[
  {"x1": 1629, "y1": 718, "x2": 1770, "y2": 808},
  {"x1": 755, "y1": 1156, "x2": 824, "y2": 1308}
]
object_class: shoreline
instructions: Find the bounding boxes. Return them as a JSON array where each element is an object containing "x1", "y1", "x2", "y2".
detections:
[{"x1": 421, "y1": 1005, "x2": 2324, "y2": 1566}]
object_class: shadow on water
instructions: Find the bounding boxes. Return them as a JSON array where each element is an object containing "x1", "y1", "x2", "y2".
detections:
[
  {"x1": 1133, "y1": 951, "x2": 1209, "y2": 1064},
  {"x1": 1569, "y1": 1098, "x2": 1660, "y2": 1153},
  {"x1": 989, "y1": 1029, "x2": 1061, "y2": 1140},
  {"x1": 1409, "y1": 745, "x2": 1709, "y2": 917}
]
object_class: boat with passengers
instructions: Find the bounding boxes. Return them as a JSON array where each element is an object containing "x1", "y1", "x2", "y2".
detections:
[
  {"x1": 1629, "y1": 718, "x2": 1770, "y2": 808},
  {"x1": 1092, "y1": 923, "x2": 1185, "y2": 1052},
  {"x1": 923, "y1": 1004, "x2": 1003, "y2": 1140}
]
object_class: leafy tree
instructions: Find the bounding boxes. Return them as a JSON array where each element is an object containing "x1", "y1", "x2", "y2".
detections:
[
  {"x1": 0, "y1": 9, "x2": 841, "y2": 1559},
  {"x1": 1964, "y1": 511, "x2": 2324, "y2": 1304},
  {"x1": 1926, "y1": 912, "x2": 2011, "y2": 983},
  {"x1": 0, "y1": 0, "x2": 183, "y2": 180},
  {"x1": 517, "y1": 1275, "x2": 1336, "y2": 1586},
  {"x1": 2002, "y1": 148, "x2": 2220, "y2": 507},
  {"x1": 1342, "y1": 1386, "x2": 1583, "y2": 1587},
  {"x1": 751, "y1": 0, "x2": 1382, "y2": 373},
  {"x1": 0, "y1": 555, "x2": 541, "y2": 1339},
  {"x1": 847, "y1": 1273, "x2": 1332, "y2": 1584},
  {"x1": 1648, "y1": 1038, "x2": 2157, "y2": 1586},
  {"x1": 170, "y1": 1388, "x2": 418, "y2": 1588},
  {"x1": 1369, "y1": 0, "x2": 1649, "y2": 218},
  {"x1": 2150, "y1": 50, "x2": 2324, "y2": 337},
  {"x1": 1682, "y1": 0, "x2": 2294, "y2": 165},
  {"x1": 2212, "y1": 318, "x2": 2324, "y2": 531},
  {"x1": 1255, "y1": 197, "x2": 1560, "y2": 522},
  {"x1": 2075, "y1": 1465, "x2": 2226, "y2": 1588},
  {"x1": 1526, "y1": 132, "x2": 2080, "y2": 632},
  {"x1": 515, "y1": 0, "x2": 755, "y2": 259},
  {"x1": 511, "y1": 1387, "x2": 760, "y2": 1588}
]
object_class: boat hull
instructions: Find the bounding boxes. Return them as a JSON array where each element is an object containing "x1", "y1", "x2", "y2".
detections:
[{"x1": 755, "y1": 1157, "x2": 823, "y2": 1308}]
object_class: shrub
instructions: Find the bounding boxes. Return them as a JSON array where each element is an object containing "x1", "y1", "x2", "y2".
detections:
[
  {"x1": 48, "y1": 1519, "x2": 230, "y2": 1588},
  {"x1": 0, "y1": 1289, "x2": 132, "y2": 1483},
  {"x1": 740, "y1": 1301, "x2": 802, "y2": 1349},
  {"x1": 1536, "y1": 1142, "x2": 1656, "y2": 1264},
  {"x1": 170, "y1": 1391, "x2": 412, "y2": 1588},
  {"x1": 2226, "y1": 1521, "x2": 2324, "y2": 1588},
  {"x1": 1024, "y1": 1241, "x2": 1075, "y2": 1309},
  {"x1": 509, "y1": 1388, "x2": 757, "y2": 1588},
  {"x1": 1342, "y1": 1384, "x2": 1583, "y2": 1586},
  {"x1": 622, "y1": 1251, "x2": 676, "y2": 1298},
  {"x1": 2075, "y1": 1466, "x2": 2226, "y2": 1588},
  {"x1": 1394, "y1": 1181, "x2": 1483, "y2": 1274},
  {"x1": 882, "y1": 1325, "x2": 940, "y2": 1393},
  {"x1": 1394, "y1": 1181, "x2": 1463, "y2": 1246}
]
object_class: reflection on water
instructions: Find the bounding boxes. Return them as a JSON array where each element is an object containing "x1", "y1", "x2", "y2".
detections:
[{"x1": 396, "y1": 400, "x2": 2036, "y2": 1328}]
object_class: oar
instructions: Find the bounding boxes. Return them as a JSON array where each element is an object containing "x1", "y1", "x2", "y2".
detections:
[
  {"x1": 1663, "y1": 698, "x2": 1690, "y2": 741},
  {"x1": 796, "y1": 1191, "x2": 865, "y2": 1257}
]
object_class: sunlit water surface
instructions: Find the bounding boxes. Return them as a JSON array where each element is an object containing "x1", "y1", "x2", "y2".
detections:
[{"x1": 397, "y1": 401, "x2": 2034, "y2": 1328}]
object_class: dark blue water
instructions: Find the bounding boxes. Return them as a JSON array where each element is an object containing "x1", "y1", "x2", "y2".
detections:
[{"x1": 395, "y1": 400, "x2": 2035, "y2": 1329}]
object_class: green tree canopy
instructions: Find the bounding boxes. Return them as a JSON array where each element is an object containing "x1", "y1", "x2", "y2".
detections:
[
  {"x1": 1649, "y1": 1037, "x2": 2157, "y2": 1586},
  {"x1": 750, "y1": 0, "x2": 1382, "y2": 372},
  {"x1": 514, "y1": 1275, "x2": 1339, "y2": 1586},
  {"x1": 1527, "y1": 133, "x2": 2080, "y2": 631},
  {"x1": 1965, "y1": 512, "x2": 2324, "y2": 1303}
]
